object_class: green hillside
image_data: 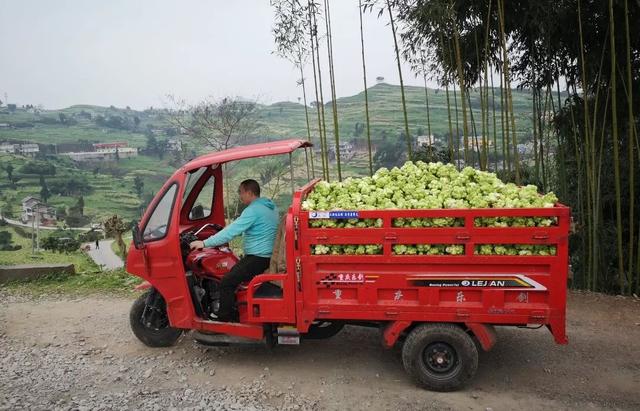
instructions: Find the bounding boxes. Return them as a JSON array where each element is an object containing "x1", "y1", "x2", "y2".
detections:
[
  {"x1": 0, "y1": 83, "x2": 536, "y2": 149},
  {"x1": 258, "y1": 82, "x2": 536, "y2": 142},
  {"x1": 0, "y1": 83, "x2": 539, "y2": 230}
]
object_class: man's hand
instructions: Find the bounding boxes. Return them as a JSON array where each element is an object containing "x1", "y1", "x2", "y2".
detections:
[{"x1": 190, "y1": 240, "x2": 205, "y2": 251}]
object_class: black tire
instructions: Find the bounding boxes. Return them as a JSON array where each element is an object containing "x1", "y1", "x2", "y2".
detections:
[
  {"x1": 402, "y1": 323, "x2": 478, "y2": 392},
  {"x1": 304, "y1": 321, "x2": 344, "y2": 340},
  {"x1": 130, "y1": 290, "x2": 183, "y2": 347}
]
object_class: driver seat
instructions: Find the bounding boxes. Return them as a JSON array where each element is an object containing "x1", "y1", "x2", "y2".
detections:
[
  {"x1": 239, "y1": 216, "x2": 286, "y2": 299},
  {"x1": 266, "y1": 216, "x2": 287, "y2": 273}
]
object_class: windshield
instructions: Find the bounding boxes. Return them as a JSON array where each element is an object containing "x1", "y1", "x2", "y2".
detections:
[
  {"x1": 143, "y1": 183, "x2": 178, "y2": 241},
  {"x1": 183, "y1": 166, "x2": 208, "y2": 204}
]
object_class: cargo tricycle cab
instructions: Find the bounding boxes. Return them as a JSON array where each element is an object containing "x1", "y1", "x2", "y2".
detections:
[{"x1": 127, "y1": 139, "x2": 312, "y2": 344}]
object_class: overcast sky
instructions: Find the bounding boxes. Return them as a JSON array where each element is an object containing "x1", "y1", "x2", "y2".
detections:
[{"x1": 0, "y1": 0, "x2": 441, "y2": 110}]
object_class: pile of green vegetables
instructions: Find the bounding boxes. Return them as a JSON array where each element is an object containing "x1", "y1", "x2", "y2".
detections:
[{"x1": 304, "y1": 162, "x2": 558, "y2": 256}]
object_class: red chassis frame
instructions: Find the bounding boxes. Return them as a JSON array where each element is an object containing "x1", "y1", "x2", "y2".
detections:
[{"x1": 127, "y1": 140, "x2": 570, "y2": 349}]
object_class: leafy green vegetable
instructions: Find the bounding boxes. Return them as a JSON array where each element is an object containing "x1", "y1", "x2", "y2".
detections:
[{"x1": 305, "y1": 162, "x2": 560, "y2": 257}]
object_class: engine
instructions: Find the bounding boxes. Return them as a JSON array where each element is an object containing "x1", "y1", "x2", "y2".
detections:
[
  {"x1": 186, "y1": 247, "x2": 238, "y2": 279},
  {"x1": 179, "y1": 226, "x2": 239, "y2": 319},
  {"x1": 179, "y1": 225, "x2": 238, "y2": 279}
]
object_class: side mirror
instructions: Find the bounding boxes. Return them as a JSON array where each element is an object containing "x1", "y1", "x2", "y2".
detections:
[{"x1": 132, "y1": 223, "x2": 144, "y2": 250}]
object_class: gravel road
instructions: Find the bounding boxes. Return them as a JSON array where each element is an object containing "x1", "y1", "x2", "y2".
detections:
[{"x1": 1, "y1": 290, "x2": 639, "y2": 410}]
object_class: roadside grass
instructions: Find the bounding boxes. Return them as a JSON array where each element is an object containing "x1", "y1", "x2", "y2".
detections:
[
  {"x1": 0, "y1": 226, "x2": 92, "y2": 269},
  {"x1": 1, "y1": 225, "x2": 140, "y2": 295},
  {"x1": 1, "y1": 268, "x2": 141, "y2": 296}
]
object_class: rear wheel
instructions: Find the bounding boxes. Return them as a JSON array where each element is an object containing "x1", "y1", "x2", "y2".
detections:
[
  {"x1": 402, "y1": 323, "x2": 478, "y2": 392},
  {"x1": 130, "y1": 290, "x2": 183, "y2": 347}
]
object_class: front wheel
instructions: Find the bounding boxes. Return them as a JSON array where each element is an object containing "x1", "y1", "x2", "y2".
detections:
[
  {"x1": 130, "y1": 290, "x2": 183, "y2": 347},
  {"x1": 402, "y1": 323, "x2": 478, "y2": 392}
]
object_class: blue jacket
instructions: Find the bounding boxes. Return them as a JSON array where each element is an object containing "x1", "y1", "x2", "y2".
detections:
[{"x1": 203, "y1": 197, "x2": 279, "y2": 258}]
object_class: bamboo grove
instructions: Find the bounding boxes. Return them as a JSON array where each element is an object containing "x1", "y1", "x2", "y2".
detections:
[{"x1": 271, "y1": 0, "x2": 639, "y2": 295}]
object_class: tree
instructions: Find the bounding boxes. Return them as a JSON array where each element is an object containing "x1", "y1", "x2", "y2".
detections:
[
  {"x1": 0, "y1": 231, "x2": 19, "y2": 251},
  {"x1": 169, "y1": 96, "x2": 259, "y2": 152},
  {"x1": 168, "y1": 96, "x2": 260, "y2": 216},
  {"x1": 19, "y1": 160, "x2": 56, "y2": 176},
  {"x1": 49, "y1": 176, "x2": 91, "y2": 196},
  {"x1": 145, "y1": 134, "x2": 158, "y2": 155},
  {"x1": 75, "y1": 196, "x2": 85, "y2": 216},
  {"x1": 41, "y1": 231, "x2": 80, "y2": 253},
  {"x1": 157, "y1": 139, "x2": 168, "y2": 159},
  {"x1": 394, "y1": 0, "x2": 640, "y2": 294},
  {"x1": 133, "y1": 176, "x2": 144, "y2": 198},
  {"x1": 5, "y1": 164, "x2": 14, "y2": 184},
  {"x1": 56, "y1": 205, "x2": 67, "y2": 221},
  {"x1": 272, "y1": 0, "x2": 320, "y2": 178},
  {"x1": 104, "y1": 215, "x2": 129, "y2": 259},
  {"x1": 374, "y1": 139, "x2": 406, "y2": 169}
]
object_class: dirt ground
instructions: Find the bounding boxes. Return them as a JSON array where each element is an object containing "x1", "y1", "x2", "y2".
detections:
[{"x1": 1, "y1": 290, "x2": 639, "y2": 410}]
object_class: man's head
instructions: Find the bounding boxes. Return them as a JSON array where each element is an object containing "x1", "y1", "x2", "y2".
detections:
[{"x1": 238, "y1": 179, "x2": 260, "y2": 205}]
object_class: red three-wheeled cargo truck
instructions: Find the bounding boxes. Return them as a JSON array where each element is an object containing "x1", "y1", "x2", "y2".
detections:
[{"x1": 126, "y1": 139, "x2": 570, "y2": 391}]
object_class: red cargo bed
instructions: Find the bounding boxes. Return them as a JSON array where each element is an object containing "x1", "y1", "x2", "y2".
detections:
[{"x1": 290, "y1": 179, "x2": 570, "y2": 345}]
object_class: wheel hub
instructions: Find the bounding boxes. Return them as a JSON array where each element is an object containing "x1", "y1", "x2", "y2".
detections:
[{"x1": 424, "y1": 342, "x2": 457, "y2": 374}]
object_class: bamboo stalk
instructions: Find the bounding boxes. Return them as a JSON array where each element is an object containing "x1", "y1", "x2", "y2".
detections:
[
  {"x1": 473, "y1": 31, "x2": 485, "y2": 169},
  {"x1": 298, "y1": 61, "x2": 315, "y2": 178},
  {"x1": 499, "y1": 67, "x2": 509, "y2": 173},
  {"x1": 358, "y1": 0, "x2": 373, "y2": 177},
  {"x1": 481, "y1": 0, "x2": 493, "y2": 171},
  {"x1": 451, "y1": 0, "x2": 469, "y2": 166},
  {"x1": 445, "y1": 80, "x2": 455, "y2": 163},
  {"x1": 608, "y1": 0, "x2": 626, "y2": 294},
  {"x1": 490, "y1": 68, "x2": 498, "y2": 171},
  {"x1": 532, "y1": 87, "x2": 540, "y2": 183},
  {"x1": 307, "y1": 1, "x2": 328, "y2": 180},
  {"x1": 420, "y1": 50, "x2": 433, "y2": 159},
  {"x1": 323, "y1": 0, "x2": 342, "y2": 181},
  {"x1": 453, "y1": 83, "x2": 461, "y2": 168},
  {"x1": 311, "y1": 4, "x2": 330, "y2": 181},
  {"x1": 499, "y1": 0, "x2": 519, "y2": 184},
  {"x1": 467, "y1": 91, "x2": 482, "y2": 168},
  {"x1": 623, "y1": 0, "x2": 635, "y2": 289},
  {"x1": 595, "y1": 86, "x2": 611, "y2": 291},
  {"x1": 387, "y1": 0, "x2": 412, "y2": 160},
  {"x1": 555, "y1": 74, "x2": 567, "y2": 200},
  {"x1": 441, "y1": 33, "x2": 455, "y2": 163},
  {"x1": 566, "y1": 85, "x2": 587, "y2": 287},
  {"x1": 577, "y1": 0, "x2": 598, "y2": 288}
]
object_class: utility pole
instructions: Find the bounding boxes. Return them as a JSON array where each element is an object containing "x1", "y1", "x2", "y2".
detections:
[
  {"x1": 31, "y1": 214, "x2": 35, "y2": 254},
  {"x1": 36, "y1": 207, "x2": 41, "y2": 252}
]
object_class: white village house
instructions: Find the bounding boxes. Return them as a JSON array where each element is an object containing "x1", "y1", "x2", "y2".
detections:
[
  {"x1": 63, "y1": 141, "x2": 138, "y2": 162},
  {"x1": 21, "y1": 196, "x2": 56, "y2": 225}
]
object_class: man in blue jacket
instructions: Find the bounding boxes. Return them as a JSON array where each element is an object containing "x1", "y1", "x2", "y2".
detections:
[{"x1": 190, "y1": 179, "x2": 279, "y2": 321}]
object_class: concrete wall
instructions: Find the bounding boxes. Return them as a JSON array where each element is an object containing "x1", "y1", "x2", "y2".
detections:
[{"x1": 0, "y1": 263, "x2": 75, "y2": 284}]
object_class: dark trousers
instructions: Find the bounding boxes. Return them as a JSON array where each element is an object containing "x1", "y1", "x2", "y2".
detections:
[{"x1": 218, "y1": 255, "x2": 270, "y2": 319}]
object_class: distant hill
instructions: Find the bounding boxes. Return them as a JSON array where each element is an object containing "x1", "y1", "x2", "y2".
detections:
[
  {"x1": 0, "y1": 83, "x2": 542, "y2": 226},
  {"x1": 0, "y1": 83, "x2": 536, "y2": 150}
]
